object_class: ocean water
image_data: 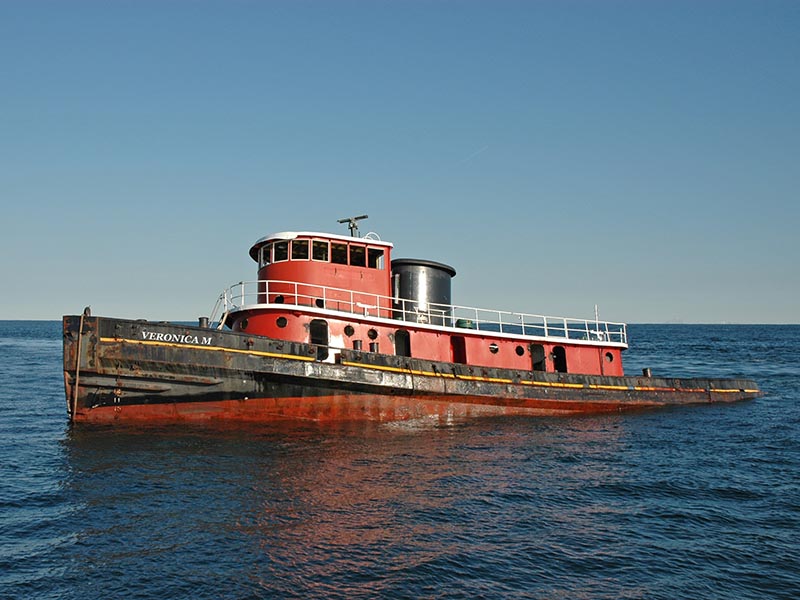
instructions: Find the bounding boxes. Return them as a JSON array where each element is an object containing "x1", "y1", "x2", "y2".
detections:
[{"x1": 0, "y1": 321, "x2": 798, "y2": 599}]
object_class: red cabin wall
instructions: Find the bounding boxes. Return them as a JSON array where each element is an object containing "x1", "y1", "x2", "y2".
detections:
[
  {"x1": 232, "y1": 310, "x2": 625, "y2": 377},
  {"x1": 260, "y1": 261, "x2": 391, "y2": 299},
  {"x1": 259, "y1": 262, "x2": 392, "y2": 318}
]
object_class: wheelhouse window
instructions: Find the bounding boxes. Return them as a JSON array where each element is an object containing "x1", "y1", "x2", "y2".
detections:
[
  {"x1": 292, "y1": 239, "x2": 309, "y2": 260},
  {"x1": 331, "y1": 242, "x2": 348, "y2": 265},
  {"x1": 312, "y1": 240, "x2": 329, "y2": 261},
  {"x1": 259, "y1": 244, "x2": 272, "y2": 267},
  {"x1": 273, "y1": 240, "x2": 289, "y2": 262},
  {"x1": 350, "y1": 245, "x2": 366, "y2": 267},
  {"x1": 368, "y1": 248, "x2": 384, "y2": 269},
  {"x1": 269, "y1": 238, "x2": 387, "y2": 268}
]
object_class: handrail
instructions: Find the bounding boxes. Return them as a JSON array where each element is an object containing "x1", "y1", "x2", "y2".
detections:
[{"x1": 209, "y1": 279, "x2": 628, "y2": 344}]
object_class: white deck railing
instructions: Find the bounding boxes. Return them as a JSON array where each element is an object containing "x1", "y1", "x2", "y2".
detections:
[{"x1": 209, "y1": 280, "x2": 627, "y2": 345}]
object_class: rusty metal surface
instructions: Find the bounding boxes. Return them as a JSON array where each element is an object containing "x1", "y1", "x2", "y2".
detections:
[{"x1": 62, "y1": 315, "x2": 763, "y2": 424}]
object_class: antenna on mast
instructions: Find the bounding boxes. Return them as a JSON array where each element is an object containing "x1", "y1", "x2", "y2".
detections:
[{"x1": 337, "y1": 214, "x2": 368, "y2": 237}]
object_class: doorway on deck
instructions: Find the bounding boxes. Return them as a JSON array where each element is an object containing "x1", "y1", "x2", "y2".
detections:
[
  {"x1": 451, "y1": 336, "x2": 467, "y2": 364},
  {"x1": 530, "y1": 344, "x2": 547, "y2": 371},
  {"x1": 395, "y1": 329, "x2": 411, "y2": 357},
  {"x1": 552, "y1": 346, "x2": 567, "y2": 373},
  {"x1": 309, "y1": 319, "x2": 329, "y2": 361}
]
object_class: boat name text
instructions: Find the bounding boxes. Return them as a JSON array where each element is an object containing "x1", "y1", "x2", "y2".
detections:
[{"x1": 141, "y1": 331, "x2": 213, "y2": 345}]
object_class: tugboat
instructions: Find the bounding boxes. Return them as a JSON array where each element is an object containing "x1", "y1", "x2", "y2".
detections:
[{"x1": 62, "y1": 216, "x2": 762, "y2": 424}]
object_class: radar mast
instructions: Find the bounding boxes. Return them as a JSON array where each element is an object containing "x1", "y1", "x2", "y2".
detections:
[{"x1": 337, "y1": 214, "x2": 368, "y2": 237}]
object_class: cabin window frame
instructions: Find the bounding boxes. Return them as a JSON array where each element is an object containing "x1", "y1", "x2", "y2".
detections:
[
  {"x1": 367, "y1": 247, "x2": 385, "y2": 269},
  {"x1": 350, "y1": 244, "x2": 367, "y2": 268},
  {"x1": 259, "y1": 244, "x2": 272, "y2": 268},
  {"x1": 331, "y1": 242, "x2": 348, "y2": 265},
  {"x1": 273, "y1": 240, "x2": 289, "y2": 263},
  {"x1": 312, "y1": 239, "x2": 329, "y2": 262},
  {"x1": 291, "y1": 239, "x2": 310, "y2": 261}
]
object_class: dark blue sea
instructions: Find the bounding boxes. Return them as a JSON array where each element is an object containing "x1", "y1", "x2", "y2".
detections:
[{"x1": 1, "y1": 321, "x2": 798, "y2": 599}]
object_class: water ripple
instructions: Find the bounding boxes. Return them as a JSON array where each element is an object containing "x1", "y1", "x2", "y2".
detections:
[{"x1": 1, "y1": 323, "x2": 799, "y2": 599}]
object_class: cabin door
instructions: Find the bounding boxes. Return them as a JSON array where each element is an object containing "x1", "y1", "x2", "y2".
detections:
[
  {"x1": 530, "y1": 344, "x2": 546, "y2": 371},
  {"x1": 309, "y1": 319, "x2": 329, "y2": 361},
  {"x1": 451, "y1": 336, "x2": 467, "y2": 364},
  {"x1": 552, "y1": 346, "x2": 568, "y2": 373},
  {"x1": 395, "y1": 329, "x2": 411, "y2": 357}
]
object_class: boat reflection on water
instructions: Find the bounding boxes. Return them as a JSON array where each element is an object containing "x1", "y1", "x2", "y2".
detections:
[{"x1": 60, "y1": 414, "x2": 639, "y2": 597}]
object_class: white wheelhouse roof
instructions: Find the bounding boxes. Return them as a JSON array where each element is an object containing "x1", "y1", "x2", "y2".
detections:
[{"x1": 249, "y1": 231, "x2": 393, "y2": 261}]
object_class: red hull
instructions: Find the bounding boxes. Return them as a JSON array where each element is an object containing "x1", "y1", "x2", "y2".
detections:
[{"x1": 70, "y1": 388, "x2": 753, "y2": 425}]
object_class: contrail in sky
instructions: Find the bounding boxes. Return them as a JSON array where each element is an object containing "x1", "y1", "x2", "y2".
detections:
[{"x1": 459, "y1": 145, "x2": 489, "y2": 163}]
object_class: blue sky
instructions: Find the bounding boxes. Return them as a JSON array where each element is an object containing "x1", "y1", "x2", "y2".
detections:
[{"x1": 1, "y1": 0, "x2": 797, "y2": 323}]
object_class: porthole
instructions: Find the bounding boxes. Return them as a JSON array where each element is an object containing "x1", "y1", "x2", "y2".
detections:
[
  {"x1": 367, "y1": 328, "x2": 378, "y2": 340},
  {"x1": 274, "y1": 295, "x2": 285, "y2": 304},
  {"x1": 240, "y1": 318, "x2": 248, "y2": 331},
  {"x1": 276, "y1": 317, "x2": 288, "y2": 328},
  {"x1": 605, "y1": 352, "x2": 614, "y2": 363},
  {"x1": 489, "y1": 343, "x2": 499, "y2": 354},
  {"x1": 315, "y1": 298, "x2": 325, "y2": 308},
  {"x1": 344, "y1": 325, "x2": 355, "y2": 337},
  {"x1": 515, "y1": 345, "x2": 525, "y2": 356}
]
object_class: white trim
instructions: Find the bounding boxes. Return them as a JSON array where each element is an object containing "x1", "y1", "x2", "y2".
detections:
[{"x1": 252, "y1": 231, "x2": 394, "y2": 249}]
